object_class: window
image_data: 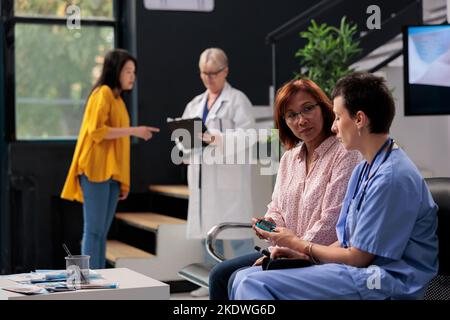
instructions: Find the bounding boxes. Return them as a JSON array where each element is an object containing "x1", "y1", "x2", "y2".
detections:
[
  {"x1": 14, "y1": 0, "x2": 114, "y2": 19},
  {"x1": 10, "y1": 0, "x2": 117, "y2": 140}
]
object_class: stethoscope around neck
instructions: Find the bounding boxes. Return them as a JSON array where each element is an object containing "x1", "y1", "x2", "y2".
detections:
[
  {"x1": 351, "y1": 138, "x2": 395, "y2": 212},
  {"x1": 344, "y1": 138, "x2": 396, "y2": 246}
]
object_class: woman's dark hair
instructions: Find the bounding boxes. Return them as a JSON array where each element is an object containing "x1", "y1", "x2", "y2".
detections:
[
  {"x1": 331, "y1": 72, "x2": 395, "y2": 134},
  {"x1": 92, "y1": 48, "x2": 137, "y2": 94},
  {"x1": 274, "y1": 78, "x2": 335, "y2": 150}
]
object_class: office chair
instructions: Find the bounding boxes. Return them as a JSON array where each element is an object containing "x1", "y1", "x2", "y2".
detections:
[
  {"x1": 178, "y1": 222, "x2": 252, "y2": 289},
  {"x1": 424, "y1": 177, "x2": 450, "y2": 300}
]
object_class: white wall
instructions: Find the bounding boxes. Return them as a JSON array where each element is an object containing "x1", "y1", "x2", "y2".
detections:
[
  {"x1": 447, "y1": 0, "x2": 450, "y2": 22},
  {"x1": 383, "y1": 66, "x2": 450, "y2": 177}
]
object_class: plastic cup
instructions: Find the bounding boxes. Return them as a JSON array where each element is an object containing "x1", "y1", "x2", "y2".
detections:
[{"x1": 65, "y1": 255, "x2": 90, "y2": 285}]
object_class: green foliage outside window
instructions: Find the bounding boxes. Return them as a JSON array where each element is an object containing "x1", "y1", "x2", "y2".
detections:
[
  {"x1": 14, "y1": 0, "x2": 113, "y2": 19},
  {"x1": 14, "y1": 0, "x2": 114, "y2": 140}
]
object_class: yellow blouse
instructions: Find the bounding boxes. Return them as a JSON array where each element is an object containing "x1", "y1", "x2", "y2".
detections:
[{"x1": 61, "y1": 85, "x2": 130, "y2": 203}]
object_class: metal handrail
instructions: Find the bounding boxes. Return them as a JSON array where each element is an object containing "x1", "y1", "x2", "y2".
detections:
[
  {"x1": 205, "y1": 222, "x2": 253, "y2": 263},
  {"x1": 265, "y1": 0, "x2": 344, "y2": 44},
  {"x1": 369, "y1": 49, "x2": 403, "y2": 73}
]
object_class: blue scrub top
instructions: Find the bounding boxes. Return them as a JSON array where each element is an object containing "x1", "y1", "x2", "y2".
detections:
[{"x1": 336, "y1": 146, "x2": 439, "y2": 299}]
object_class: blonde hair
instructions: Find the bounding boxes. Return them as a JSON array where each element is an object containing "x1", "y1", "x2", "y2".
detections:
[{"x1": 198, "y1": 48, "x2": 228, "y2": 70}]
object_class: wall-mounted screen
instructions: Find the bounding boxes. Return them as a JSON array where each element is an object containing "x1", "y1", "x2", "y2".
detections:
[{"x1": 403, "y1": 25, "x2": 450, "y2": 115}]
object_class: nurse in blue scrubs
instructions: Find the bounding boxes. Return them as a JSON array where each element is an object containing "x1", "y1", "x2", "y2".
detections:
[{"x1": 230, "y1": 72, "x2": 438, "y2": 300}]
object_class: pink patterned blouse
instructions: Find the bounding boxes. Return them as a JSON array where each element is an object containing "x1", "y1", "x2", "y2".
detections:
[{"x1": 265, "y1": 135, "x2": 361, "y2": 245}]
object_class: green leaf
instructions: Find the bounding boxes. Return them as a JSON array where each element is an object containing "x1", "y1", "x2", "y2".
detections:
[{"x1": 294, "y1": 17, "x2": 361, "y2": 97}]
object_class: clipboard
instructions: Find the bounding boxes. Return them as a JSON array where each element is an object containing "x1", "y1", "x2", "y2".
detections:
[{"x1": 167, "y1": 117, "x2": 209, "y2": 150}]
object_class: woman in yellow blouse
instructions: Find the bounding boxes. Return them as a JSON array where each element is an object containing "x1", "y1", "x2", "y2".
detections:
[{"x1": 61, "y1": 49, "x2": 159, "y2": 268}]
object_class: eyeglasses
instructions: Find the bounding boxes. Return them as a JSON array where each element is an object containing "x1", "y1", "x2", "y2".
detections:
[
  {"x1": 284, "y1": 103, "x2": 319, "y2": 124},
  {"x1": 200, "y1": 66, "x2": 226, "y2": 78}
]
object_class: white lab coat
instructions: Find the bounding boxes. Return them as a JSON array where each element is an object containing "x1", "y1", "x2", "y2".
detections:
[{"x1": 181, "y1": 82, "x2": 256, "y2": 239}]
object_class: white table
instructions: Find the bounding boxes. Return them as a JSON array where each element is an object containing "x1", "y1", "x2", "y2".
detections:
[{"x1": 0, "y1": 268, "x2": 169, "y2": 300}]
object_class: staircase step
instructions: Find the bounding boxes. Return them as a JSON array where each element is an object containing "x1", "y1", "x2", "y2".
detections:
[
  {"x1": 149, "y1": 185, "x2": 189, "y2": 199},
  {"x1": 106, "y1": 240, "x2": 154, "y2": 265},
  {"x1": 115, "y1": 212, "x2": 186, "y2": 232}
]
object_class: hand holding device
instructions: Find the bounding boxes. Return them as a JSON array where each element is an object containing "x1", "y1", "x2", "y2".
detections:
[{"x1": 255, "y1": 219, "x2": 276, "y2": 232}]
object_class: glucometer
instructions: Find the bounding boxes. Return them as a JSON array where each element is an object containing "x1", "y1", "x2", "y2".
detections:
[{"x1": 255, "y1": 219, "x2": 276, "y2": 232}]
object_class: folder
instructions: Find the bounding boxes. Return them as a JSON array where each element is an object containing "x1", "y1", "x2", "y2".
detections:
[{"x1": 167, "y1": 117, "x2": 209, "y2": 150}]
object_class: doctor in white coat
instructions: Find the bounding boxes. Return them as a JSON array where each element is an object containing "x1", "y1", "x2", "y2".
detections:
[{"x1": 181, "y1": 48, "x2": 256, "y2": 279}]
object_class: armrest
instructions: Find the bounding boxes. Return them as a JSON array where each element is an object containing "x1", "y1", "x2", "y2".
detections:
[{"x1": 205, "y1": 222, "x2": 253, "y2": 263}]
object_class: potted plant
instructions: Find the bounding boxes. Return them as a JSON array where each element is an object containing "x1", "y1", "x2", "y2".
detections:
[{"x1": 295, "y1": 16, "x2": 361, "y2": 96}]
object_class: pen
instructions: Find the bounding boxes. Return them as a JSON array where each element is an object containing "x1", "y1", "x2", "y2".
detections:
[
  {"x1": 254, "y1": 246, "x2": 271, "y2": 258},
  {"x1": 47, "y1": 287, "x2": 76, "y2": 292}
]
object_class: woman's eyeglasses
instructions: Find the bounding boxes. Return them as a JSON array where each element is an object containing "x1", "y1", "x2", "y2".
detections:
[
  {"x1": 200, "y1": 66, "x2": 226, "y2": 78},
  {"x1": 284, "y1": 103, "x2": 319, "y2": 124}
]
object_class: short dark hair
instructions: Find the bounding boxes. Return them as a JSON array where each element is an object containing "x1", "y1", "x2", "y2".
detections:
[
  {"x1": 331, "y1": 72, "x2": 395, "y2": 134},
  {"x1": 93, "y1": 48, "x2": 137, "y2": 93},
  {"x1": 274, "y1": 78, "x2": 335, "y2": 150}
]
